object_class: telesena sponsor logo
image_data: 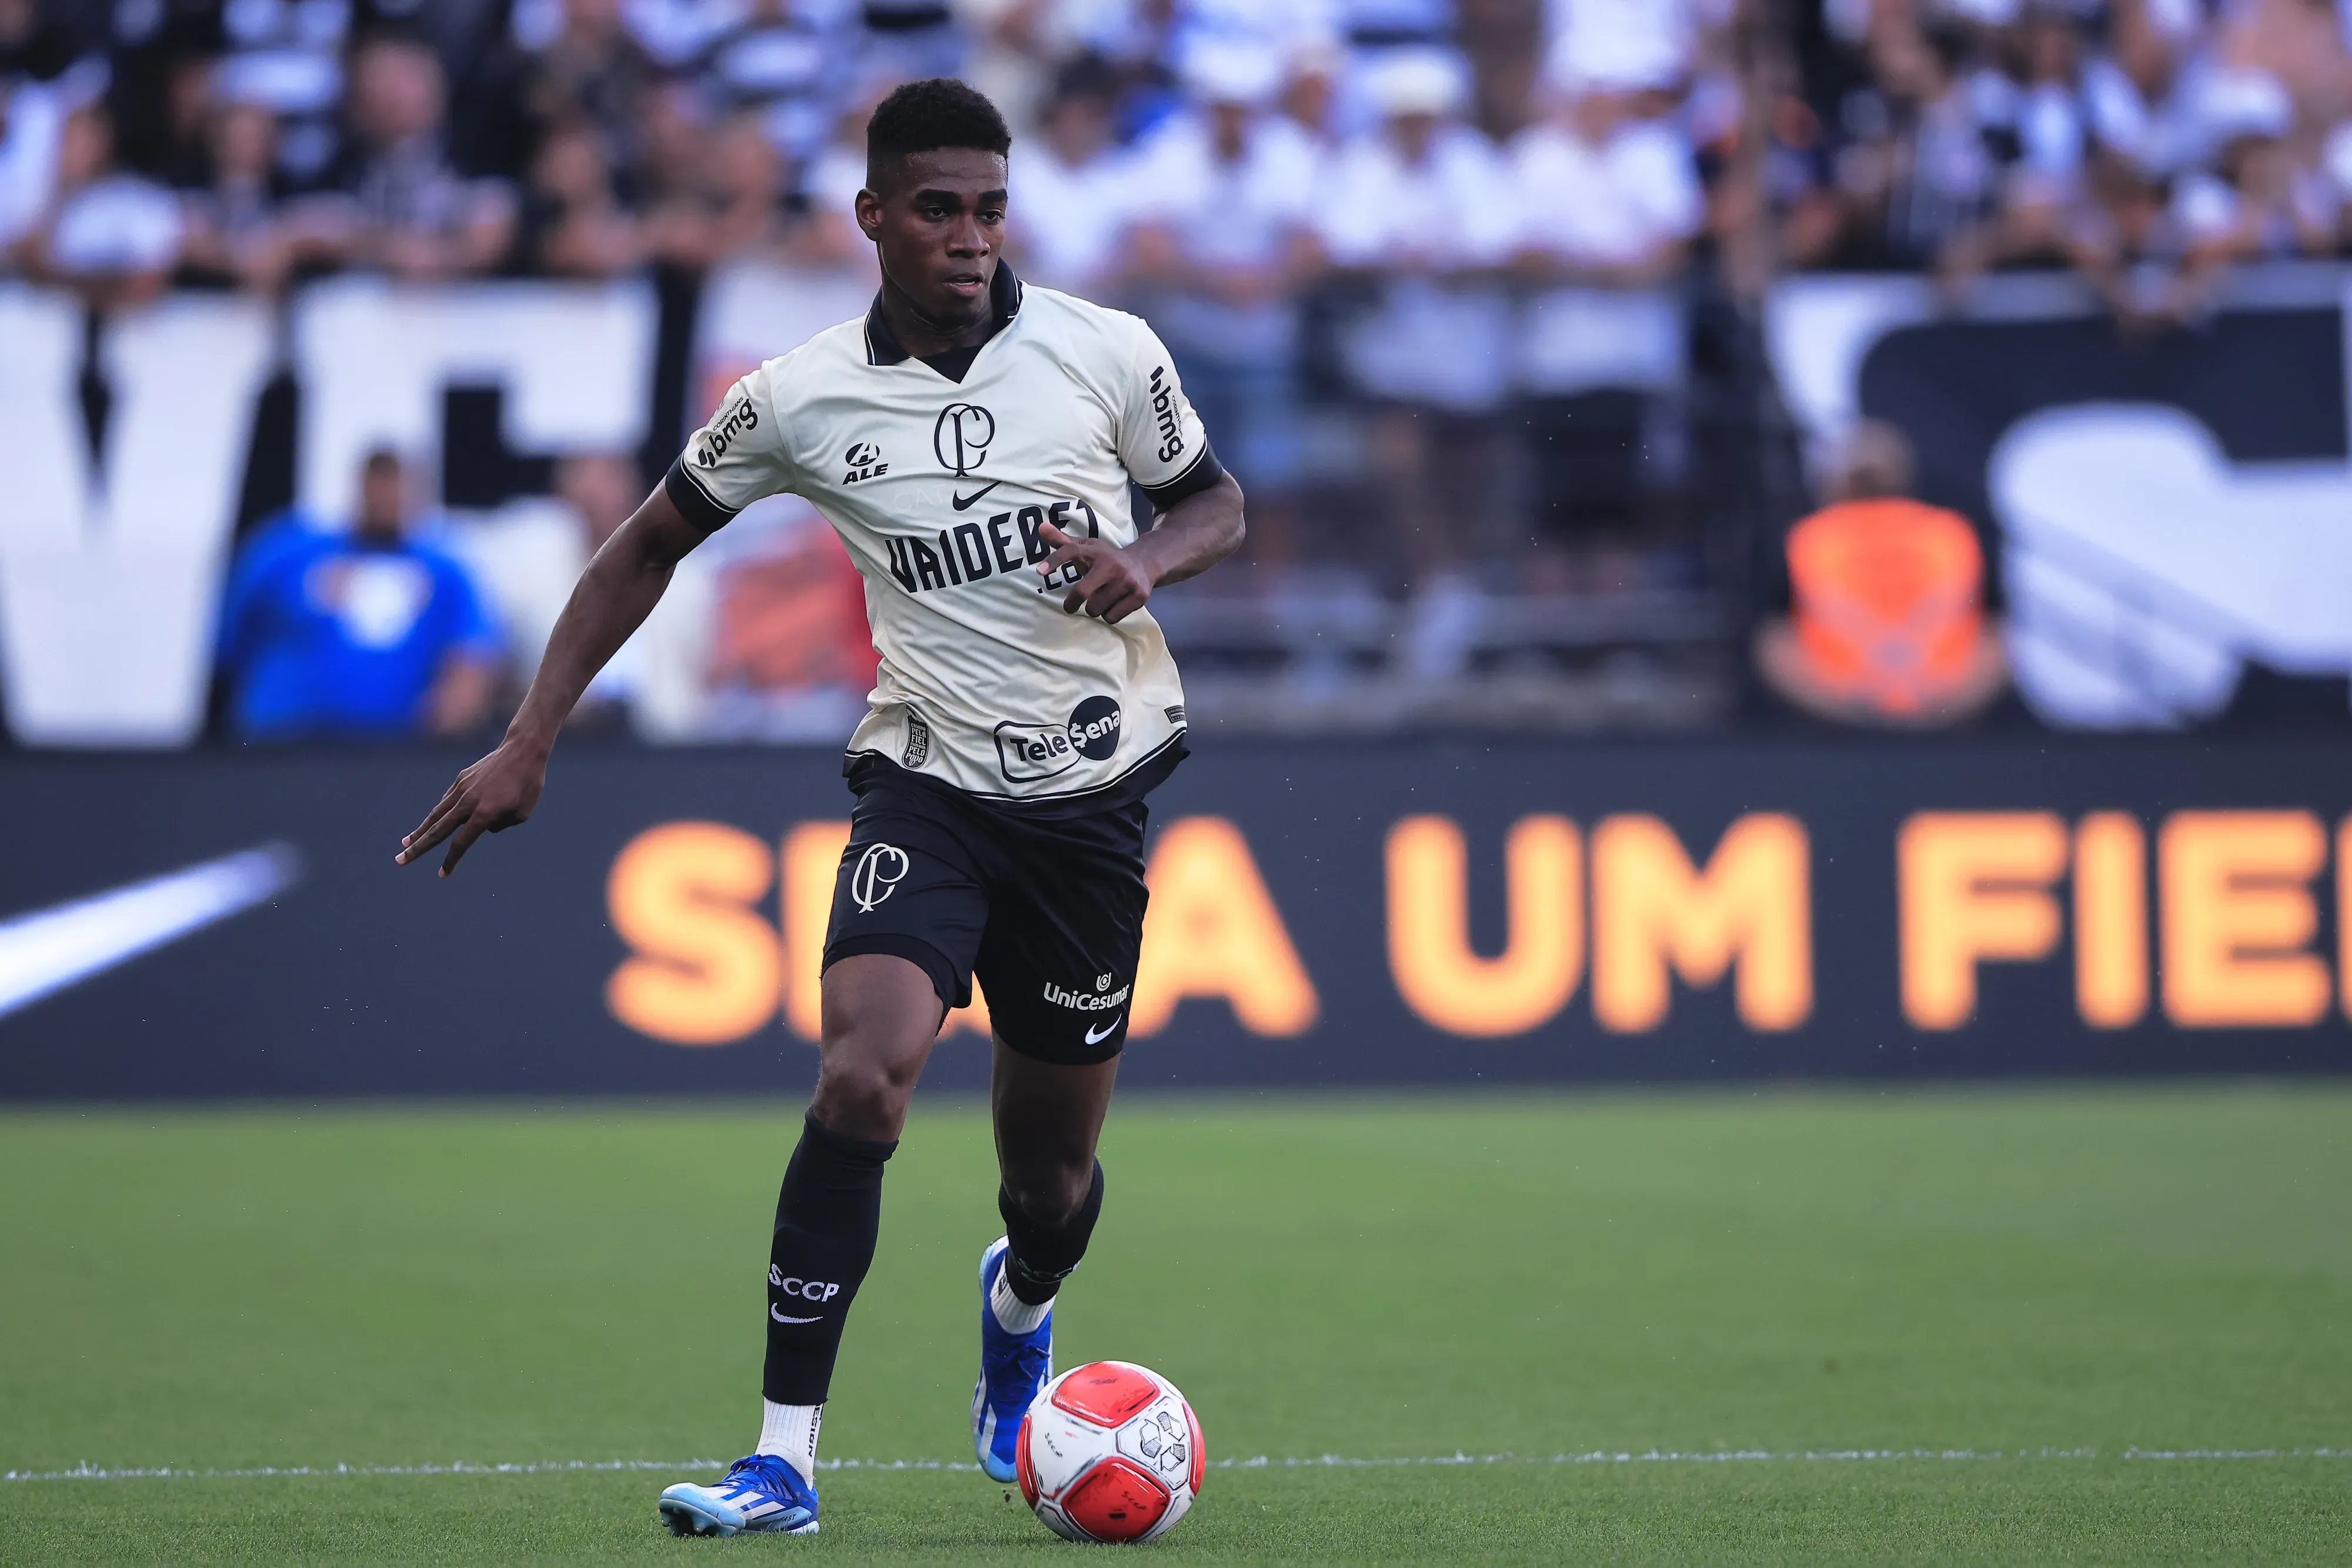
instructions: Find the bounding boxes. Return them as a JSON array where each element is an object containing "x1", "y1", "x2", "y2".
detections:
[{"x1": 993, "y1": 697, "x2": 1122, "y2": 783}]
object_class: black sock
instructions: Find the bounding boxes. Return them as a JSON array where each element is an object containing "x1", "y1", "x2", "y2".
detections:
[
  {"x1": 762, "y1": 1109, "x2": 896, "y2": 1406},
  {"x1": 998, "y1": 1160, "x2": 1104, "y2": 1306}
]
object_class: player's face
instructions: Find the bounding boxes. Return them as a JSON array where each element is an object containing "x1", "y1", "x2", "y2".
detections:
[{"x1": 858, "y1": 149, "x2": 1008, "y2": 330}]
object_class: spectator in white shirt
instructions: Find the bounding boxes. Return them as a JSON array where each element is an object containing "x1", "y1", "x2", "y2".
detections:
[
  {"x1": 1508, "y1": 56, "x2": 1700, "y2": 557},
  {"x1": 1123, "y1": 37, "x2": 1325, "y2": 565},
  {"x1": 1999, "y1": 7, "x2": 2091, "y2": 263},
  {"x1": 12, "y1": 100, "x2": 183, "y2": 310},
  {"x1": 0, "y1": 71, "x2": 63, "y2": 265},
  {"x1": 1008, "y1": 56, "x2": 1131, "y2": 298},
  {"x1": 1279, "y1": 39, "x2": 1346, "y2": 149},
  {"x1": 1317, "y1": 48, "x2": 1516, "y2": 621}
]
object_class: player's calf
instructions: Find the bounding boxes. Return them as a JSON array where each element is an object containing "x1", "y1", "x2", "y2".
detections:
[{"x1": 973, "y1": 1161, "x2": 1105, "y2": 1482}]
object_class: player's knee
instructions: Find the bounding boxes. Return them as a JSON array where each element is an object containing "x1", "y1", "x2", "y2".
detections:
[{"x1": 811, "y1": 1052, "x2": 921, "y2": 1142}]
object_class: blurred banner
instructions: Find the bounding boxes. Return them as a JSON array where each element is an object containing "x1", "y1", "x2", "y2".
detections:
[
  {"x1": 0, "y1": 278, "x2": 660, "y2": 747},
  {"x1": 1, "y1": 738, "x2": 2346, "y2": 1099},
  {"x1": 1769, "y1": 269, "x2": 2352, "y2": 731}
]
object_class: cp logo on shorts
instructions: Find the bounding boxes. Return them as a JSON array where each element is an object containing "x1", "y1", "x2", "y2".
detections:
[{"x1": 851, "y1": 842, "x2": 910, "y2": 912}]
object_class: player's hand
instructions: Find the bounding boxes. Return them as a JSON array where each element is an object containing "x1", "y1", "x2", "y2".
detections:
[
  {"x1": 1037, "y1": 520, "x2": 1152, "y2": 623},
  {"x1": 395, "y1": 737, "x2": 550, "y2": 878}
]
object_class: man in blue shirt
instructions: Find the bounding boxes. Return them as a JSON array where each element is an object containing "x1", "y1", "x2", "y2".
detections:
[{"x1": 216, "y1": 448, "x2": 502, "y2": 741}]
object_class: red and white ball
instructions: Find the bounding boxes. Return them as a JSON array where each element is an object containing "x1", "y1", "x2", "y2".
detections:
[{"x1": 1015, "y1": 1360, "x2": 1203, "y2": 1543}]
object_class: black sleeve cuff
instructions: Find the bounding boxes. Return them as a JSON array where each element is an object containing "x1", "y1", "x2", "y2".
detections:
[
  {"x1": 1139, "y1": 440, "x2": 1226, "y2": 512},
  {"x1": 664, "y1": 457, "x2": 740, "y2": 532}
]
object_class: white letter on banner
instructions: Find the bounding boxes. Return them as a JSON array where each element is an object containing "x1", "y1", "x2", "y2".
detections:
[
  {"x1": 0, "y1": 287, "x2": 274, "y2": 745},
  {"x1": 293, "y1": 278, "x2": 656, "y2": 521}
]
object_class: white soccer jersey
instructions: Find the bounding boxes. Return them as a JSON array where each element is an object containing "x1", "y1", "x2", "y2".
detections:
[{"x1": 664, "y1": 268, "x2": 1217, "y2": 814}]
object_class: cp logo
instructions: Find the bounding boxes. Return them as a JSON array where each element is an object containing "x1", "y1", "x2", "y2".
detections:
[
  {"x1": 933, "y1": 403, "x2": 995, "y2": 476},
  {"x1": 850, "y1": 842, "x2": 910, "y2": 912}
]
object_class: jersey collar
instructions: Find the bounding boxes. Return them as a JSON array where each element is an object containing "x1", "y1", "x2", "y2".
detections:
[{"x1": 863, "y1": 263, "x2": 1024, "y2": 368}]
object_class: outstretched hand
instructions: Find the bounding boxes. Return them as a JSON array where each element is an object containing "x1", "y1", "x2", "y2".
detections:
[
  {"x1": 395, "y1": 737, "x2": 550, "y2": 878},
  {"x1": 1037, "y1": 520, "x2": 1154, "y2": 623}
]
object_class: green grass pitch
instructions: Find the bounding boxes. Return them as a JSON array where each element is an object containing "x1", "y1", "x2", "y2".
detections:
[{"x1": 2, "y1": 1086, "x2": 2348, "y2": 1564}]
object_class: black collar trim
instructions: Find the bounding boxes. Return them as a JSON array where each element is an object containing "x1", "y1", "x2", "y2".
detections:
[{"x1": 864, "y1": 264, "x2": 1023, "y2": 367}]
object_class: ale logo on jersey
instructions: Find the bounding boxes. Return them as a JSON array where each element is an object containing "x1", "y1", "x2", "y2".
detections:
[
  {"x1": 842, "y1": 440, "x2": 888, "y2": 484},
  {"x1": 994, "y1": 696, "x2": 1122, "y2": 783}
]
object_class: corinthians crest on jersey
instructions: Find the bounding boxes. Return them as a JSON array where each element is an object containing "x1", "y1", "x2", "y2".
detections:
[{"x1": 664, "y1": 267, "x2": 1217, "y2": 815}]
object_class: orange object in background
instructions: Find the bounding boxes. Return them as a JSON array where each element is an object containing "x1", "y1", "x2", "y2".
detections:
[
  {"x1": 1759, "y1": 497, "x2": 2006, "y2": 724},
  {"x1": 707, "y1": 516, "x2": 880, "y2": 696}
]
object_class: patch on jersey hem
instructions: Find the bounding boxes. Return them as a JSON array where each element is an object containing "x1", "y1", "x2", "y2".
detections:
[
  {"x1": 901, "y1": 710, "x2": 931, "y2": 768},
  {"x1": 843, "y1": 728, "x2": 1186, "y2": 817}
]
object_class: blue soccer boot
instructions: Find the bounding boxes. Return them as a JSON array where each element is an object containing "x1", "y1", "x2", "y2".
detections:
[
  {"x1": 657, "y1": 1453, "x2": 819, "y2": 1537},
  {"x1": 973, "y1": 1235, "x2": 1054, "y2": 1483}
]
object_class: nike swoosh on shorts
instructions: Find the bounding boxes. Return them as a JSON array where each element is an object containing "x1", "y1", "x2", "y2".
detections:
[{"x1": 1085, "y1": 1015, "x2": 1122, "y2": 1045}]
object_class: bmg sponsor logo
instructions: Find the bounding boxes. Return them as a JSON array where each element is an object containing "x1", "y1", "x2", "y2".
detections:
[
  {"x1": 1147, "y1": 366, "x2": 1185, "y2": 465},
  {"x1": 697, "y1": 397, "x2": 759, "y2": 467}
]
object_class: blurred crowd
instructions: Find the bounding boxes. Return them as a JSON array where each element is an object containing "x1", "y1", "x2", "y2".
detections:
[
  {"x1": 1778, "y1": 0, "x2": 2352, "y2": 329},
  {"x1": 6, "y1": 0, "x2": 2348, "y2": 738},
  {"x1": 5, "y1": 3, "x2": 2347, "y2": 322}
]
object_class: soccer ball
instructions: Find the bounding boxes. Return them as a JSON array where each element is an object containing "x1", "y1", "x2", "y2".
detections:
[{"x1": 1016, "y1": 1360, "x2": 1202, "y2": 1543}]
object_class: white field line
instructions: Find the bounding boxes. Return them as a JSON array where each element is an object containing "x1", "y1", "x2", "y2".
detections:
[{"x1": 5, "y1": 1447, "x2": 2346, "y2": 1484}]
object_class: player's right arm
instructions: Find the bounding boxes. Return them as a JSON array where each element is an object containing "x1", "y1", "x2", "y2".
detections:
[
  {"x1": 394, "y1": 486, "x2": 713, "y2": 875},
  {"x1": 398, "y1": 372, "x2": 795, "y2": 877}
]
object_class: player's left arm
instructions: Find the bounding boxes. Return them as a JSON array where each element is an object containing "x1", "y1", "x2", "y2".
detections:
[
  {"x1": 1037, "y1": 472, "x2": 1244, "y2": 624},
  {"x1": 1043, "y1": 319, "x2": 1245, "y2": 623}
]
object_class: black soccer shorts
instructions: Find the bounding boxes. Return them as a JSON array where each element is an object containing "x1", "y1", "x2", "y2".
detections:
[{"x1": 819, "y1": 768, "x2": 1148, "y2": 1065}]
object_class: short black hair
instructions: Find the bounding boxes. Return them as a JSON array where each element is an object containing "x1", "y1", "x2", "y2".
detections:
[{"x1": 865, "y1": 78, "x2": 1011, "y2": 190}]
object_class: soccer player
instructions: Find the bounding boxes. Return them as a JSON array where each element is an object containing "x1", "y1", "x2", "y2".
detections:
[{"x1": 395, "y1": 79, "x2": 1244, "y2": 1537}]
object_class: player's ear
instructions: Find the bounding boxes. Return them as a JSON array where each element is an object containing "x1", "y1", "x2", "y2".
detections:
[{"x1": 854, "y1": 186, "x2": 885, "y2": 242}]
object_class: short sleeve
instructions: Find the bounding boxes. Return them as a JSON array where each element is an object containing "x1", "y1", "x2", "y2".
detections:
[
  {"x1": 1113, "y1": 317, "x2": 1222, "y2": 505},
  {"x1": 665, "y1": 370, "x2": 793, "y2": 531}
]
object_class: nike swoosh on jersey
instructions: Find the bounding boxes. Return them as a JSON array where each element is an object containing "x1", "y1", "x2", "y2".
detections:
[
  {"x1": 950, "y1": 480, "x2": 1003, "y2": 510},
  {"x1": 1084, "y1": 1015, "x2": 1122, "y2": 1045},
  {"x1": 0, "y1": 842, "x2": 302, "y2": 1019},
  {"x1": 771, "y1": 1305, "x2": 823, "y2": 1324}
]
